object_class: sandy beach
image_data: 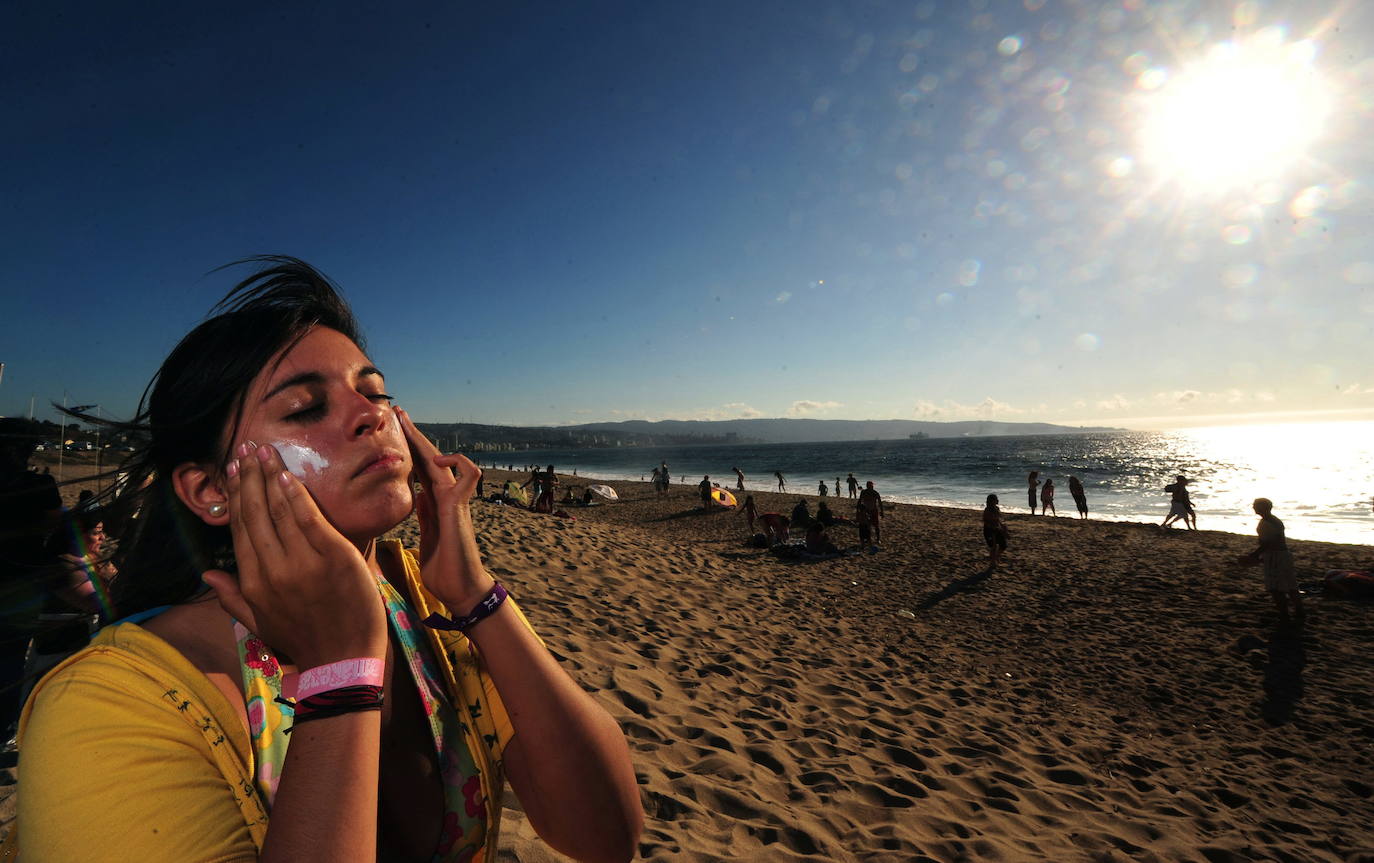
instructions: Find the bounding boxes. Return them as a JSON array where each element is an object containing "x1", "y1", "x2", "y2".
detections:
[{"x1": 6, "y1": 462, "x2": 1374, "y2": 861}]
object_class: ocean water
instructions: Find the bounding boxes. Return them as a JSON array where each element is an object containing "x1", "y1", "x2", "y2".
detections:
[{"x1": 478, "y1": 421, "x2": 1374, "y2": 545}]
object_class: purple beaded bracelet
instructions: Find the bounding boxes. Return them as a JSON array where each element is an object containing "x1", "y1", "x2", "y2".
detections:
[{"x1": 423, "y1": 582, "x2": 509, "y2": 632}]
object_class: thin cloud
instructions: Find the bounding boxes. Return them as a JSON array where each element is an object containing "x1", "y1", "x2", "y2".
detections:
[{"x1": 787, "y1": 400, "x2": 842, "y2": 416}]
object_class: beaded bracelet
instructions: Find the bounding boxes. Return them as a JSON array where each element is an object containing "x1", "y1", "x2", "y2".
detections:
[
  {"x1": 422, "y1": 582, "x2": 509, "y2": 633},
  {"x1": 276, "y1": 684, "x2": 384, "y2": 734}
]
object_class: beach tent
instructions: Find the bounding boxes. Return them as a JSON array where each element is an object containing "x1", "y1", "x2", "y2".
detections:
[{"x1": 587, "y1": 484, "x2": 619, "y2": 501}]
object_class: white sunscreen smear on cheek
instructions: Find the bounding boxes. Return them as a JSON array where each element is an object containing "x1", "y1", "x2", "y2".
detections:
[{"x1": 270, "y1": 441, "x2": 330, "y2": 481}]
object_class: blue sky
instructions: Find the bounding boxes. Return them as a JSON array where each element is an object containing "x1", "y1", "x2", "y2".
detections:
[{"x1": 3, "y1": 1, "x2": 1372, "y2": 430}]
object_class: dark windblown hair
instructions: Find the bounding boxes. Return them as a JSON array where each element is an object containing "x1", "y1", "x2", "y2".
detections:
[{"x1": 67, "y1": 256, "x2": 364, "y2": 616}]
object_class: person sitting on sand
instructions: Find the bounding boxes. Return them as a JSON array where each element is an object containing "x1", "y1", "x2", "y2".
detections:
[
  {"x1": 698, "y1": 475, "x2": 713, "y2": 509},
  {"x1": 15, "y1": 257, "x2": 642, "y2": 861},
  {"x1": 847, "y1": 473, "x2": 858, "y2": 499},
  {"x1": 804, "y1": 521, "x2": 839, "y2": 556},
  {"x1": 738, "y1": 494, "x2": 758, "y2": 532},
  {"x1": 816, "y1": 500, "x2": 835, "y2": 527},
  {"x1": 818, "y1": 480, "x2": 828, "y2": 497},
  {"x1": 1027, "y1": 471, "x2": 1040, "y2": 514},
  {"x1": 774, "y1": 471, "x2": 786, "y2": 492},
  {"x1": 858, "y1": 481, "x2": 882, "y2": 546},
  {"x1": 983, "y1": 494, "x2": 1008, "y2": 568},
  {"x1": 732, "y1": 466, "x2": 745, "y2": 492},
  {"x1": 789, "y1": 498, "x2": 812, "y2": 529},
  {"x1": 1068, "y1": 475, "x2": 1088, "y2": 519},
  {"x1": 757, "y1": 512, "x2": 790, "y2": 546},
  {"x1": 1162, "y1": 475, "x2": 1196, "y2": 530},
  {"x1": 1242, "y1": 498, "x2": 1304, "y2": 623},
  {"x1": 1040, "y1": 477, "x2": 1056, "y2": 516}
]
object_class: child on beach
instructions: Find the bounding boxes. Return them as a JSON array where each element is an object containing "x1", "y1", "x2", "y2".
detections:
[
  {"x1": 856, "y1": 500, "x2": 873, "y2": 548},
  {"x1": 775, "y1": 471, "x2": 786, "y2": 492},
  {"x1": 983, "y1": 494, "x2": 1008, "y2": 567},
  {"x1": 1040, "y1": 477, "x2": 1056, "y2": 516},
  {"x1": 15, "y1": 258, "x2": 641, "y2": 861},
  {"x1": 1163, "y1": 475, "x2": 1196, "y2": 529},
  {"x1": 739, "y1": 494, "x2": 758, "y2": 532}
]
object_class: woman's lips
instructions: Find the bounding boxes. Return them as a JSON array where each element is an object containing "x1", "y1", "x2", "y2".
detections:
[{"x1": 358, "y1": 453, "x2": 405, "y2": 476}]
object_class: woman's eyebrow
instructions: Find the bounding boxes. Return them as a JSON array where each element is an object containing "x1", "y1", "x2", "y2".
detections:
[
  {"x1": 263, "y1": 371, "x2": 324, "y2": 402},
  {"x1": 358, "y1": 365, "x2": 384, "y2": 381}
]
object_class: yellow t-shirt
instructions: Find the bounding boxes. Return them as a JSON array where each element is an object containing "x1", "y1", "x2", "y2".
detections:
[{"x1": 16, "y1": 542, "x2": 527, "y2": 862}]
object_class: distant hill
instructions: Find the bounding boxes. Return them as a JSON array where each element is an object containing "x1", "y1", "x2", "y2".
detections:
[
  {"x1": 416, "y1": 418, "x2": 1124, "y2": 451},
  {"x1": 565, "y1": 418, "x2": 1124, "y2": 443}
]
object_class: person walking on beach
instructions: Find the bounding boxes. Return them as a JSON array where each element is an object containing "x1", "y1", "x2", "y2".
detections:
[
  {"x1": 659, "y1": 461, "x2": 670, "y2": 488},
  {"x1": 983, "y1": 494, "x2": 1008, "y2": 568},
  {"x1": 1068, "y1": 475, "x2": 1088, "y2": 519},
  {"x1": 1242, "y1": 498, "x2": 1304, "y2": 623},
  {"x1": 818, "y1": 480, "x2": 828, "y2": 497},
  {"x1": 847, "y1": 473, "x2": 858, "y2": 499},
  {"x1": 1027, "y1": 471, "x2": 1040, "y2": 514},
  {"x1": 1162, "y1": 475, "x2": 1196, "y2": 529},
  {"x1": 774, "y1": 471, "x2": 786, "y2": 492},
  {"x1": 858, "y1": 481, "x2": 883, "y2": 547},
  {"x1": 1040, "y1": 477, "x2": 1056, "y2": 516},
  {"x1": 732, "y1": 466, "x2": 745, "y2": 491}
]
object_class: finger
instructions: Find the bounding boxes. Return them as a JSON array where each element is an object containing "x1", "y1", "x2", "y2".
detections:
[
  {"x1": 202, "y1": 569, "x2": 260, "y2": 633},
  {"x1": 238, "y1": 442, "x2": 287, "y2": 566},
  {"x1": 395, "y1": 407, "x2": 450, "y2": 484},
  {"x1": 278, "y1": 464, "x2": 346, "y2": 557},
  {"x1": 223, "y1": 454, "x2": 263, "y2": 593},
  {"x1": 258, "y1": 445, "x2": 316, "y2": 559}
]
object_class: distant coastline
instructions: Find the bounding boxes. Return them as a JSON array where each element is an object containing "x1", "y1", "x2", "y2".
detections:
[{"x1": 416, "y1": 418, "x2": 1126, "y2": 451}]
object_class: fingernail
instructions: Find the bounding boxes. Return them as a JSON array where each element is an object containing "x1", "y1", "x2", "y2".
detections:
[
  {"x1": 227, "y1": 459, "x2": 240, "y2": 478},
  {"x1": 257, "y1": 445, "x2": 273, "y2": 463},
  {"x1": 278, "y1": 470, "x2": 292, "y2": 487},
  {"x1": 236, "y1": 442, "x2": 249, "y2": 457}
]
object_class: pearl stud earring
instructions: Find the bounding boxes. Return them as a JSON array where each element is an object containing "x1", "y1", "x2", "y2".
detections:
[{"x1": 208, "y1": 502, "x2": 227, "y2": 517}]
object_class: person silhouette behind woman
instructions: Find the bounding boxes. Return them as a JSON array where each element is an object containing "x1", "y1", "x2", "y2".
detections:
[
  {"x1": 17, "y1": 258, "x2": 641, "y2": 861},
  {"x1": 1068, "y1": 475, "x2": 1088, "y2": 519},
  {"x1": 1027, "y1": 471, "x2": 1040, "y2": 514}
]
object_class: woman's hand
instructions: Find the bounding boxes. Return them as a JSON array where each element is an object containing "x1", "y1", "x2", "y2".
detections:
[
  {"x1": 394, "y1": 407, "x2": 495, "y2": 611},
  {"x1": 201, "y1": 442, "x2": 387, "y2": 669}
]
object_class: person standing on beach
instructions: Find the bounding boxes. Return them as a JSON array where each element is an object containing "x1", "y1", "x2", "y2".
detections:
[
  {"x1": 1068, "y1": 476, "x2": 1088, "y2": 519},
  {"x1": 698, "y1": 475, "x2": 713, "y2": 509},
  {"x1": 659, "y1": 461, "x2": 670, "y2": 487},
  {"x1": 1243, "y1": 498, "x2": 1304, "y2": 623},
  {"x1": 535, "y1": 464, "x2": 558, "y2": 513},
  {"x1": 1162, "y1": 475, "x2": 1196, "y2": 529},
  {"x1": 1027, "y1": 471, "x2": 1040, "y2": 514},
  {"x1": 983, "y1": 494, "x2": 1008, "y2": 568},
  {"x1": 835, "y1": 477, "x2": 841, "y2": 501},
  {"x1": 1040, "y1": 477, "x2": 1056, "y2": 516},
  {"x1": 775, "y1": 471, "x2": 786, "y2": 492},
  {"x1": 818, "y1": 480, "x2": 828, "y2": 497},
  {"x1": 847, "y1": 473, "x2": 858, "y2": 499},
  {"x1": 858, "y1": 481, "x2": 883, "y2": 547},
  {"x1": 732, "y1": 466, "x2": 745, "y2": 491},
  {"x1": 738, "y1": 494, "x2": 758, "y2": 532}
]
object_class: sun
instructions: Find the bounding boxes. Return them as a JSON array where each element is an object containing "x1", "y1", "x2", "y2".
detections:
[{"x1": 1139, "y1": 31, "x2": 1332, "y2": 191}]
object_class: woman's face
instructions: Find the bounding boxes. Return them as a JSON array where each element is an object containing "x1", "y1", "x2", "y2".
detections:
[{"x1": 228, "y1": 326, "x2": 414, "y2": 542}]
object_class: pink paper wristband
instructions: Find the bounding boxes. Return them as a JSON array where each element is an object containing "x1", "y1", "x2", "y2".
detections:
[{"x1": 297, "y1": 657, "x2": 385, "y2": 701}]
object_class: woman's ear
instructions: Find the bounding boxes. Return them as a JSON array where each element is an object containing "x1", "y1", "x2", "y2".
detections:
[{"x1": 171, "y1": 462, "x2": 230, "y2": 526}]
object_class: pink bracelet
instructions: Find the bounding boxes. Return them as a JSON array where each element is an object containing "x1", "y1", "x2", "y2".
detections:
[{"x1": 298, "y1": 657, "x2": 385, "y2": 701}]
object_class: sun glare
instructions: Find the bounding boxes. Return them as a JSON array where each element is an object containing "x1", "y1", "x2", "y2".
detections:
[{"x1": 1140, "y1": 31, "x2": 1332, "y2": 190}]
